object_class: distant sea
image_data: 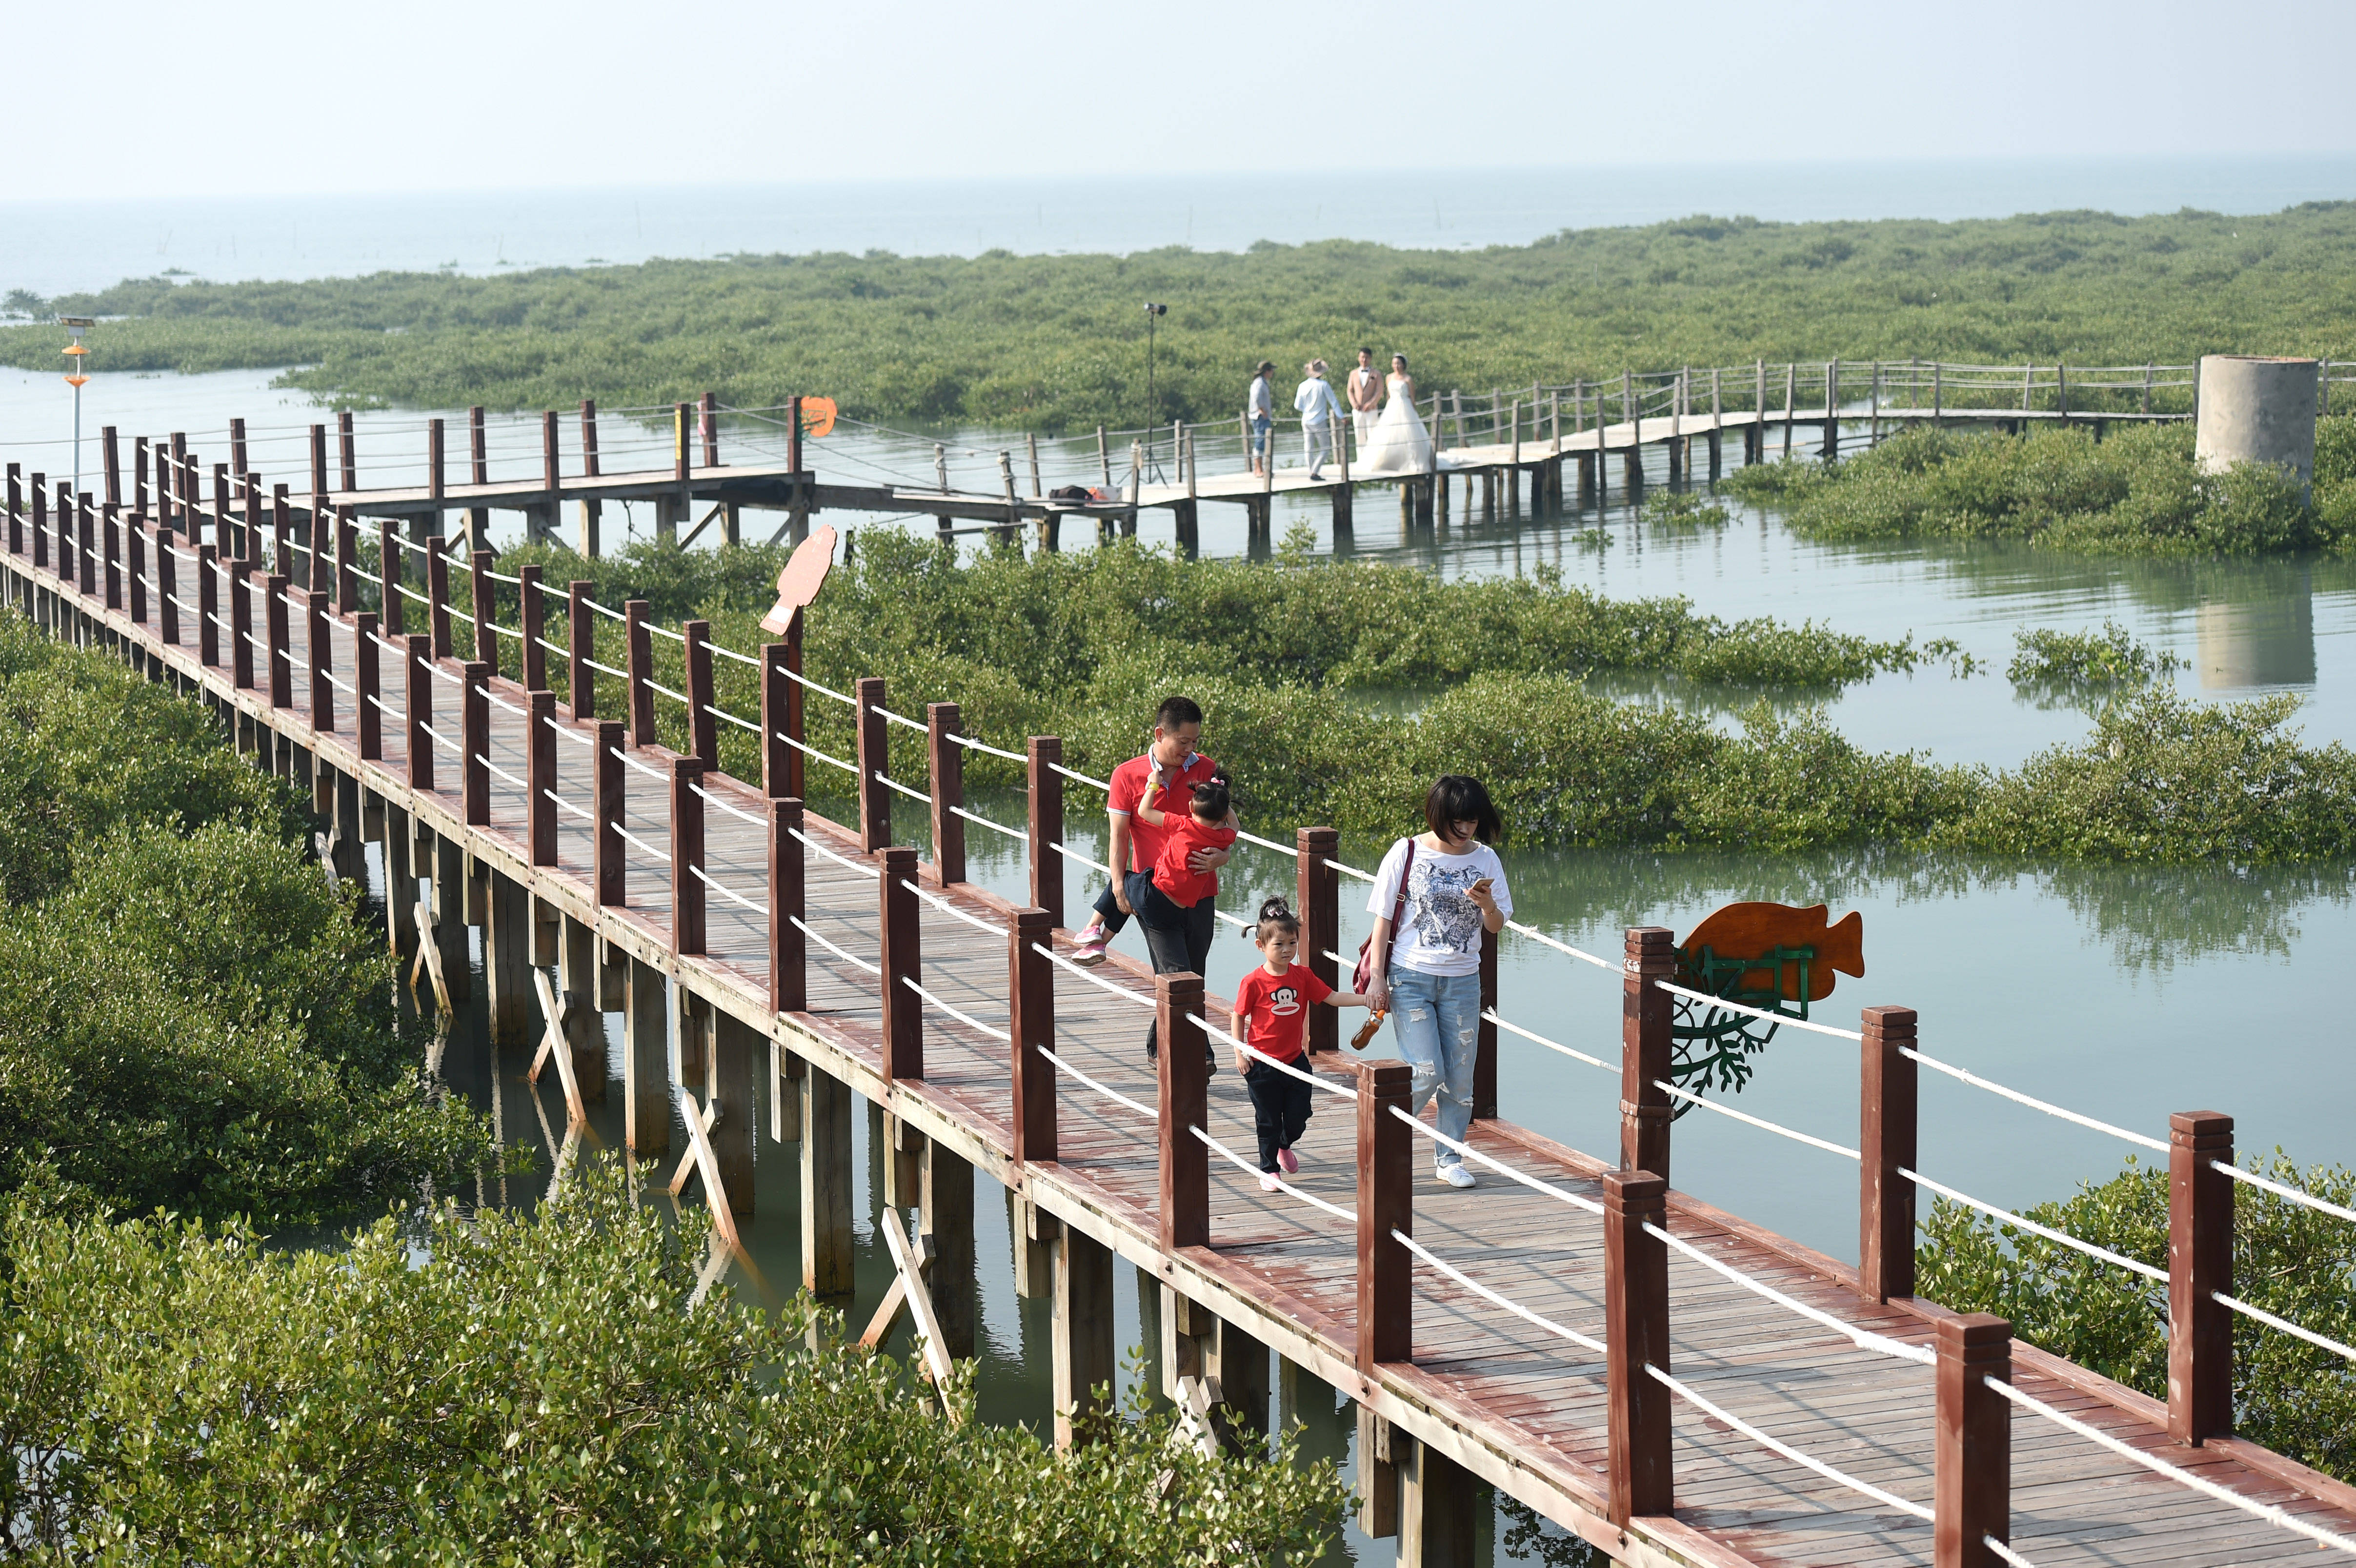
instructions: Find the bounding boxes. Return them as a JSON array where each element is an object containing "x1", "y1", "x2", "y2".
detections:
[{"x1": 3, "y1": 154, "x2": 2352, "y2": 299}]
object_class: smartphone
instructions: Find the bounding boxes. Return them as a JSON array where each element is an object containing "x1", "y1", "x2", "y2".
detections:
[{"x1": 1469, "y1": 876, "x2": 1494, "y2": 895}]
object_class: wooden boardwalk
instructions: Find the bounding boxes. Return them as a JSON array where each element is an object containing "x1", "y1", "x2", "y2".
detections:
[{"x1": 7, "y1": 505, "x2": 2356, "y2": 1568}]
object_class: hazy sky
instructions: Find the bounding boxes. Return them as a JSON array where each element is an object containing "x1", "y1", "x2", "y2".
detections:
[{"x1": 12, "y1": 0, "x2": 2355, "y2": 201}]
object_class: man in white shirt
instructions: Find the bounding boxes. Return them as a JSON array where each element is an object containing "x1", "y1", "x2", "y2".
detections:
[
  {"x1": 1295, "y1": 360, "x2": 1341, "y2": 480},
  {"x1": 1247, "y1": 361, "x2": 1277, "y2": 475}
]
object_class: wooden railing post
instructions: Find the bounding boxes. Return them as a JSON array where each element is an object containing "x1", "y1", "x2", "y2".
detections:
[
  {"x1": 763, "y1": 636, "x2": 794, "y2": 798},
  {"x1": 307, "y1": 587, "x2": 332, "y2": 731},
  {"x1": 928, "y1": 702, "x2": 965, "y2": 885},
  {"x1": 405, "y1": 634, "x2": 434, "y2": 791},
  {"x1": 427, "y1": 543, "x2": 452, "y2": 660},
  {"x1": 1297, "y1": 826, "x2": 1339, "y2": 1055},
  {"x1": 271, "y1": 485, "x2": 290, "y2": 576},
  {"x1": 378, "y1": 520, "x2": 403, "y2": 636},
  {"x1": 470, "y1": 549, "x2": 499, "y2": 677},
  {"x1": 1861, "y1": 1005, "x2": 1919, "y2": 1302},
  {"x1": 1603, "y1": 1169, "x2": 1672, "y2": 1525},
  {"x1": 128, "y1": 515, "x2": 147, "y2": 623},
  {"x1": 879, "y1": 844, "x2": 922, "y2": 1083},
  {"x1": 78, "y1": 494, "x2": 95, "y2": 596},
  {"x1": 103, "y1": 505, "x2": 121, "y2": 610},
  {"x1": 337, "y1": 410, "x2": 356, "y2": 492},
  {"x1": 527, "y1": 690, "x2": 556, "y2": 865},
  {"x1": 1620, "y1": 927, "x2": 1675, "y2": 1182},
  {"x1": 1357, "y1": 1058, "x2": 1414, "y2": 1374},
  {"x1": 769, "y1": 796, "x2": 805, "y2": 1013},
  {"x1": 101, "y1": 425, "x2": 120, "y2": 507},
  {"x1": 265, "y1": 574, "x2": 290, "y2": 707},
  {"x1": 198, "y1": 544, "x2": 220, "y2": 666},
  {"x1": 1010, "y1": 906, "x2": 1056, "y2": 1165},
  {"x1": 625, "y1": 598, "x2": 654, "y2": 747},
  {"x1": 519, "y1": 564, "x2": 546, "y2": 692},
  {"x1": 541, "y1": 408, "x2": 562, "y2": 529},
  {"x1": 700, "y1": 389, "x2": 721, "y2": 468},
  {"x1": 462, "y1": 660, "x2": 490, "y2": 824},
  {"x1": 567, "y1": 580, "x2": 594, "y2": 718},
  {"x1": 855, "y1": 676, "x2": 890, "y2": 852},
  {"x1": 1474, "y1": 925, "x2": 1499, "y2": 1118},
  {"x1": 335, "y1": 505, "x2": 357, "y2": 613},
  {"x1": 355, "y1": 612, "x2": 381, "y2": 761},
  {"x1": 671, "y1": 757, "x2": 705, "y2": 956},
  {"x1": 1156, "y1": 972, "x2": 1209, "y2": 1251},
  {"x1": 307, "y1": 495, "x2": 329, "y2": 595},
  {"x1": 684, "y1": 619, "x2": 716, "y2": 770},
  {"x1": 158, "y1": 529, "x2": 180, "y2": 644},
  {"x1": 308, "y1": 423, "x2": 328, "y2": 511},
  {"x1": 2169, "y1": 1110, "x2": 2235, "y2": 1445},
  {"x1": 230, "y1": 563, "x2": 256, "y2": 689},
  {"x1": 5, "y1": 465, "x2": 19, "y2": 554},
  {"x1": 30, "y1": 479, "x2": 45, "y2": 571},
  {"x1": 1027, "y1": 735, "x2": 1066, "y2": 928},
  {"x1": 1935, "y1": 1313, "x2": 2012, "y2": 1568},
  {"x1": 593, "y1": 720, "x2": 624, "y2": 906}
]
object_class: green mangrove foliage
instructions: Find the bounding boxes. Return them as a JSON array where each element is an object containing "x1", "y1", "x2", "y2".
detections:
[
  {"x1": 0, "y1": 1163, "x2": 1350, "y2": 1563},
  {"x1": 442, "y1": 537, "x2": 2356, "y2": 862},
  {"x1": 0, "y1": 616, "x2": 491, "y2": 1223},
  {"x1": 1727, "y1": 418, "x2": 2356, "y2": 555},
  {"x1": 2008, "y1": 620, "x2": 2185, "y2": 689},
  {"x1": 1918, "y1": 1153, "x2": 2356, "y2": 1483},
  {"x1": 9, "y1": 202, "x2": 2356, "y2": 428}
]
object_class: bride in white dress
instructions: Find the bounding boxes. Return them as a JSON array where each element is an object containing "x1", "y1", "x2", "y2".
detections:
[{"x1": 1355, "y1": 354, "x2": 1435, "y2": 474}]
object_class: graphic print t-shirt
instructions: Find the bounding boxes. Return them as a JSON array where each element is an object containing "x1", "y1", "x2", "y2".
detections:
[
  {"x1": 1366, "y1": 838, "x2": 1513, "y2": 979},
  {"x1": 1235, "y1": 963, "x2": 1333, "y2": 1064}
]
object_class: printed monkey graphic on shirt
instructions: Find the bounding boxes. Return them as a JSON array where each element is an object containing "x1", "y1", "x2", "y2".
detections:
[{"x1": 1266, "y1": 984, "x2": 1305, "y2": 1017}]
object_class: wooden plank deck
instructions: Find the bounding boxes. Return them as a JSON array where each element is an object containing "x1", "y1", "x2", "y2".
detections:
[{"x1": 12, "y1": 545, "x2": 2352, "y2": 1568}]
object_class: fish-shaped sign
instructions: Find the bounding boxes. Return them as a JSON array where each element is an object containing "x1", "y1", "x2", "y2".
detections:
[{"x1": 1676, "y1": 902, "x2": 1864, "y2": 1004}]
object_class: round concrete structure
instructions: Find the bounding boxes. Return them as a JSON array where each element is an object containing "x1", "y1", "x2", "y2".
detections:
[{"x1": 2196, "y1": 355, "x2": 2318, "y2": 495}]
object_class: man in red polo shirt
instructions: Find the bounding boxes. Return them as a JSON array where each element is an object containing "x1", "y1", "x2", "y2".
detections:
[{"x1": 1069, "y1": 695, "x2": 1232, "y2": 1063}]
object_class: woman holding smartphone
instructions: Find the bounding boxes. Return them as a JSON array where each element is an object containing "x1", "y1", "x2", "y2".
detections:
[{"x1": 1362, "y1": 775, "x2": 1511, "y2": 1188}]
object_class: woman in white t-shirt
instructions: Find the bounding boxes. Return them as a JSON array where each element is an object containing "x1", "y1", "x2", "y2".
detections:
[{"x1": 1363, "y1": 776, "x2": 1511, "y2": 1188}]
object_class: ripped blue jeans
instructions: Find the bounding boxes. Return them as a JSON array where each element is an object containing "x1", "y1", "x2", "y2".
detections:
[{"x1": 1388, "y1": 967, "x2": 1480, "y2": 1167}]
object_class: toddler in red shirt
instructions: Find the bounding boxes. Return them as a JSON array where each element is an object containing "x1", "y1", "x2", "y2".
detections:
[
  {"x1": 1134, "y1": 774, "x2": 1238, "y2": 909},
  {"x1": 1231, "y1": 897, "x2": 1371, "y2": 1190}
]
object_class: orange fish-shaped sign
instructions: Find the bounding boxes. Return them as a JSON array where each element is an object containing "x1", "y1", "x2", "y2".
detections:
[
  {"x1": 761, "y1": 524, "x2": 839, "y2": 635},
  {"x1": 1676, "y1": 902, "x2": 1863, "y2": 1004}
]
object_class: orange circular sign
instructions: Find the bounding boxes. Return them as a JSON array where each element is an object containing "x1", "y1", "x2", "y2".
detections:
[{"x1": 799, "y1": 396, "x2": 838, "y2": 440}]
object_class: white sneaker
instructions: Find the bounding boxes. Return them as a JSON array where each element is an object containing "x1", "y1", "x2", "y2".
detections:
[{"x1": 1436, "y1": 1164, "x2": 1478, "y2": 1189}]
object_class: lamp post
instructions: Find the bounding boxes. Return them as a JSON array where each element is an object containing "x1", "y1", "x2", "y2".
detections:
[
  {"x1": 60, "y1": 317, "x2": 93, "y2": 498},
  {"x1": 1143, "y1": 302, "x2": 1168, "y2": 483}
]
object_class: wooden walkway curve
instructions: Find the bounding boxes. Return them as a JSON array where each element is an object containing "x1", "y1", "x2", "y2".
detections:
[{"x1": 7, "y1": 491, "x2": 2356, "y2": 1568}]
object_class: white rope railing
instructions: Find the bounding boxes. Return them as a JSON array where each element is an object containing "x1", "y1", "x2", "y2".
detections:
[
  {"x1": 788, "y1": 825, "x2": 881, "y2": 880},
  {"x1": 777, "y1": 729, "x2": 858, "y2": 776},
  {"x1": 791, "y1": 914, "x2": 882, "y2": 976},
  {"x1": 690, "y1": 864, "x2": 769, "y2": 919},
  {"x1": 1193, "y1": 1125, "x2": 1356, "y2": 1224},
  {"x1": 689, "y1": 782, "x2": 768, "y2": 830},
  {"x1": 1037, "y1": 1044, "x2": 1156, "y2": 1123},
  {"x1": 2212, "y1": 1161, "x2": 2356, "y2": 1225},
  {"x1": 1657, "y1": 981, "x2": 1863, "y2": 1042},
  {"x1": 1483, "y1": 1010, "x2": 1614, "y2": 1073},
  {"x1": 612, "y1": 825, "x2": 671, "y2": 864},
  {"x1": 709, "y1": 642, "x2": 762, "y2": 669},
  {"x1": 1032, "y1": 941, "x2": 1157, "y2": 1012},
  {"x1": 475, "y1": 754, "x2": 529, "y2": 793},
  {"x1": 1988, "y1": 1377, "x2": 2356, "y2": 1557},
  {"x1": 1200, "y1": 1017, "x2": 1356, "y2": 1100},
  {"x1": 1047, "y1": 840, "x2": 1116, "y2": 876},
  {"x1": 946, "y1": 731, "x2": 1026, "y2": 764},
  {"x1": 544, "y1": 787, "x2": 593, "y2": 822},
  {"x1": 1323, "y1": 857, "x2": 1377, "y2": 884},
  {"x1": 872, "y1": 770, "x2": 932, "y2": 805},
  {"x1": 1640, "y1": 1220, "x2": 1936, "y2": 1365},
  {"x1": 1655, "y1": 1078, "x2": 1861, "y2": 1161},
  {"x1": 871, "y1": 704, "x2": 927, "y2": 734},
  {"x1": 606, "y1": 745, "x2": 666, "y2": 784},
  {"x1": 705, "y1": 703, "x2": 760, "y2": 735},
  {"x1": 2213, "y1": 1292, "x2": 2356, "y2": 1365},
  {"x1": 1394, "y1": 1230, "x2": 1607, "y2": 1355},
  {"x1": 645, "y1": 677, "x2": 692, "y2": 707},
  {"x1": 897, "y1": 878, "x2": 1010, "y2": 941},
  {"x1": 1901, "y1": 1047, "x2": 2167, "y2": 1154},
  {"x1": 1048, "y1": 762, "x2": 1109, "y2": 790},
  {"x1": 901, "y1": 977, "x2": 1012, "y2": 1045},
  {"x1": 950, "y1": 804, "x2": 1028, "y2": 842},
  {"x1": 1503, "y1": 918, "x2": 1616, "y2": 972},
  {"x1": 1900, "y1": 1168, "x2": 2167, "y2": 1283},
  {"x1": 1650, "y1": 1366, "x2": 1933, "y2": 1523},
  {"x1": 1389, "y1": 1107, "x2": 1604, "y2": 1215}
]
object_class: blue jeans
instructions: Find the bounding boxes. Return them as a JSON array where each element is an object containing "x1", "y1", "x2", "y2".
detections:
[
  {"x1": 1250, "y1": 414, "x2": 1272, "y2": 458},
  {"x1": 1389, "y1": 968, "x2": 1480, "y2": 1167}
]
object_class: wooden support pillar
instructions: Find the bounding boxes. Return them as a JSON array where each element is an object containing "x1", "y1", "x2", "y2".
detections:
[
  {"x1": 2168, "y1": 1110, "x2": 2235, "y2": 1444},
  {"x1": 1157, "y1": 973, "x2": 1209, "y2": 1250},
  {"x1": 1206, "y1": 1315, "x2": 1270, "y2": 1447},
  {"x1": 1052, "y1": 1224, "x2": 1117, "y2": 1448},
  {"x1": 559, "y1": 914, "x2": 607, "y2": 1102},
  {"x1": 1935, "y1": 1313, "x2": 2012, "y2": 1568},
  {"x1": 1397, "y1": 1433, "x2": 1477, "y2": 1568},
  {"x1": 430, "y1": 832, "x2": 472, "y2": 1005},
  {"x1": 1357, "y1": 1405, "x2": 1399, "y2": 1538},
  {"x1": 1297, "y1": 826, "x2": 1339, "y2": 1054},
  {"x1": 1860, "y1": 1005, "x2": 1918, "y2": 1303},
  {"x1": 801, "y1": 1061, "x2": 855, "y2": 1297},
  {"x1": 383, "y1": 801, "x2": 418, "y2": 962},
  {"x1": 1620, "y1": 926, "x2": 1674, "y2": 1181},
  {"x1": 1027, "y1": 735, "x2": 1065, "y2": 927},
  {"x1": 926, "y1": 702, "x2": 965, "y2": 885},
  {"x1": 1604, "y1": 1169, "x2": 1672, "y2": 1525},
  {"x1": 708, "y1": 1012, "x2": 758, "y2": 1219},
  {"x1": 855, "y1": 676, "x2": 890, "y2": 851},
  {"x1": 919, "y1": 1137, "x2": 976, "y2": 1360},
  {"x1": 1160, "y1": 1285, "x2": 1208, "y2": 1404},
  {"x1": 1010, "y1": 1189, "x2": 1055, "y2": 1299},
  {"x1": 484, "y1": 871, "x2": 532, "y2": 1046},
  {"x1": 624, "y1": 955, "x2": 669, "y2": 1157}
]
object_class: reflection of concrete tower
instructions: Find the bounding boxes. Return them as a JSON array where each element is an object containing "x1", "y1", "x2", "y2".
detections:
[{"x1": 2197, "y1": 567, "x2": 2316, "y2": 689}]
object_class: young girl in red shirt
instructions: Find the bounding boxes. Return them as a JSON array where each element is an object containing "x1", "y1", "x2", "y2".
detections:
[{"x1": 1232, "y1": 896, "x2": 1372, "y2": 1192}]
